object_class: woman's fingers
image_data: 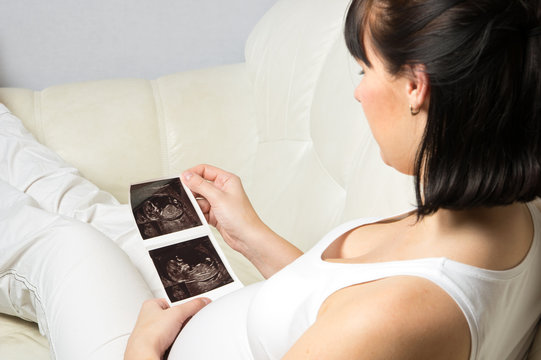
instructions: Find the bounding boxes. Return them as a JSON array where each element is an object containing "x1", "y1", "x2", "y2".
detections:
[
  {"x1": 140, "y1": 298, "x2": 168, "y2": 313},
  {"x1": 196, "y1": 198, "x2": 211, "y2": 213},
  {"x1": 154, "y1": 298, "x2": 170, "y2": 310},
  {"x1": 185, "y1": 164, "x2": 240, "y2": 192},
  {"x1": 195, "y1": 199, "x2": 212, "y2": 223},
  {"x1": 187, "y1": 164, "x2": 229, "y2": 182},
  {"x1": 182, "y1": 171, "x2": 222, "y2": 202},
  {"x1": 125, "y1": 297, "x2": 211, "y2": 359},
  {"x1": 170, "y1": 297, "x2": 211, "y2": 324}
]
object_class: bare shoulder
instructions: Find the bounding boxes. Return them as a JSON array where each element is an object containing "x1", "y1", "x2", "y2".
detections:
[{"x1": 283, "y1": 276, "x2": 470, "y2": 360}]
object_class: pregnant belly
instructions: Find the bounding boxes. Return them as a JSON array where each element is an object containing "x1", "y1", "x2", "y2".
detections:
[{"x1": 168, "y1": 281, "x2": 263, "y2": 360}]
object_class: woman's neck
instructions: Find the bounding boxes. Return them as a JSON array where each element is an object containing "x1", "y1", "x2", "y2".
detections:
[
  {"x1": 415, "y1": 202, "x2": 534, "y2": 270},
  {"x1": 424, "y1": 203, "x2": 529, "y2": 232}
]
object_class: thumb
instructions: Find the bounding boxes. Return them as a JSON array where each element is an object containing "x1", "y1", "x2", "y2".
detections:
[
  {"x1": 170, "y1": 297, "x2": 211, "y2": 323},
  {"x1": 182, "y1": 171, "x2": 221, "y2": 203}
]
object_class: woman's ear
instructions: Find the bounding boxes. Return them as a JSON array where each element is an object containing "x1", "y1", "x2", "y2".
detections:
[{"x1": 406, "y1": 65, "x2": 430, "y2": 114}]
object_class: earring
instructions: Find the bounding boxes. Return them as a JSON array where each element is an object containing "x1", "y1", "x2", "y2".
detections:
[{"x1": 410, "y1": 104, "x2": 420, "y2": 116}]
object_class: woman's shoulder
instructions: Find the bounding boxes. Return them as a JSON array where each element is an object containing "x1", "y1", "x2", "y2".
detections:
[{"x1": 283, "y1": 275, "x2": 471, "y2": 360}]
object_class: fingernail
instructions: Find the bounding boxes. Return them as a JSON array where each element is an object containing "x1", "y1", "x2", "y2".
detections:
[
  {"x1": 201, "y1": 297, "x2": 211, "y2": 305},
  {"x1": 183, "y1": 171, "x2": 193, "y2": 181}
]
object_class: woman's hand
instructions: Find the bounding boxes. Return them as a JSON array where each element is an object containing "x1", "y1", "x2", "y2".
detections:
[
  {"x1": 182, "y1": 164, "x2": 302, "y2": 278},
  {"x1": 124, "y1": 297, "x2": 210, "y2": 360},
  {"x1": 182, "y1": 164, "x2": 262, "y2": 253}
]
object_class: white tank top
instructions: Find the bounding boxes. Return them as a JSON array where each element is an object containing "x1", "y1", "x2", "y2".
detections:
[{"x1": 170, "y1": 203, "x2": 541, "y2": 360}]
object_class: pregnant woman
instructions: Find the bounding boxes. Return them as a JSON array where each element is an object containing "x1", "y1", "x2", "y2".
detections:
[
  {"x1": 2, "y1": 0, "x2": 540, "y2": 359},
  {"x1": 128, "y1": 0, "x2": 541, "y2": 359}
]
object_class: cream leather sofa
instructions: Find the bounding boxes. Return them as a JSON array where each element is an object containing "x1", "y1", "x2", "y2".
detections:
[{"x1": 0, "y1": 0, "x2": 539, "y2": 358}]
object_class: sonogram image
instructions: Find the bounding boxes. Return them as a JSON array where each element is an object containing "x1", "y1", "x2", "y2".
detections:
[
  {"x1": 130, "y1": 178, "x2": 202, "y2": 239},
  {"x1": 149, "y1": 236, "x2": 234, "y2": 302}
]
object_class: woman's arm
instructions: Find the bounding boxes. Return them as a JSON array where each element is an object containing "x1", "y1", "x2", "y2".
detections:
[
  {"x1": 124, "y1": 298, "x2": 210, "y2": 360},
  {"x1": 282, "y1": 276, "x2": 471, "y2": 360},
  {"x1": 182, "y1": 164, "x2": 303, "y2": 278}
]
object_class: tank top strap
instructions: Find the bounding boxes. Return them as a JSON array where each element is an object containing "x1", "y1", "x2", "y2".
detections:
[
  {"x1": 307, "y1": 206, "x2": 417, "y2": 258},
  {"x1": 305, "y1": 216, "x2": 381, "y2": 257}
]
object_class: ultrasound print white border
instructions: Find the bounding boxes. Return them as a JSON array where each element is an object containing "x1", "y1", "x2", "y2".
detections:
[
  {"x1": 130, "y1": 176, "x2": 243, "y2": 305},
  {"x1": 146, "y1": 231, "x2": 243, "y2": 305}
]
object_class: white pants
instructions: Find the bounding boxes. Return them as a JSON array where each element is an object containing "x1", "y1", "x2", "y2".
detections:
[{"x1": 0, "y1": 105, "x2": 163, "y2": 359}]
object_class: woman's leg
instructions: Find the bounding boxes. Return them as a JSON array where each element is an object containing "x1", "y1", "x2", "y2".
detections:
[
  {"x1": 0, "y1": 106, "x2": 163, "y2": 295},
  {"x1": 0, "y1": 180, "x2": 154, "y2": 359},
  {"x1": 0, "y1": 105, "x2": 118, "y2": 216}
]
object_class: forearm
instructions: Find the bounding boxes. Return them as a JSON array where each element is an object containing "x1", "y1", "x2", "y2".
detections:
[
  {"x1": 124, "y1": 338, "x2": 160, "y2": 360},
  {"x1": 124, "y1": 349, "x2": 159, "y2": 360},
  {"x1": 236, "y1": 222, "x2": 303, "y2": 278}
]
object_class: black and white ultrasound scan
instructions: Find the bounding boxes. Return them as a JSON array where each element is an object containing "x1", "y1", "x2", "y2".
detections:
[
  {"x1": 130, "y1": 177, "x2": 242, "y2": 305},
  {"x1": 130, "y1": 178, "x2": 202, "y2": 240},
  {"x1": 149, "y1": 236, "x2": 234, "y2": 302}
]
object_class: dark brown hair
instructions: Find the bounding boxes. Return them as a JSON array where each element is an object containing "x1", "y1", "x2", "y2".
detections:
[{"x1": 345, "y1": 0, "x2": 541, "y2": 216}]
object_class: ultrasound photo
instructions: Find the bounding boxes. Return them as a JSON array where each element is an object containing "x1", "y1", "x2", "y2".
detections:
[
  {"x1": 130, "y1": 178, "x2": 202, "y2": 239},
  {"x1": 149, "y1": 236, "x2": 234, "y2": 302}
]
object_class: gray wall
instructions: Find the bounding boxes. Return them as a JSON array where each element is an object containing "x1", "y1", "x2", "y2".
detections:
[{"x1": 0, "y1": 0, "x2": 277, "y2": 90}]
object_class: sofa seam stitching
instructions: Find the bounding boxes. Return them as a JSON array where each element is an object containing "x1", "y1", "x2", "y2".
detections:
[
  {"x1": 307, "y1": 32, "x2": 348, "y2": 192},
  {"x1": 33, "y1": 91, "x2": 44, "y2": 145},
  {"x1": 150, "y1": 79, "x2": 170, "y2": 177}
]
